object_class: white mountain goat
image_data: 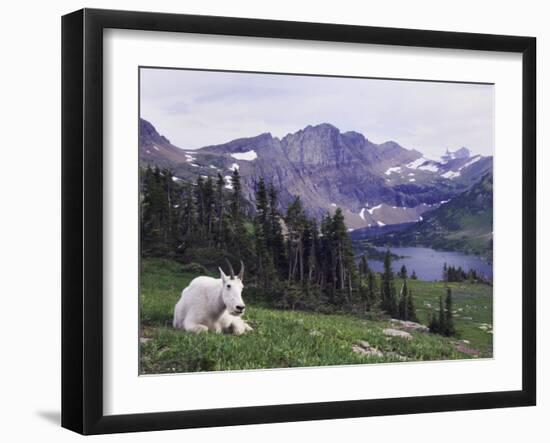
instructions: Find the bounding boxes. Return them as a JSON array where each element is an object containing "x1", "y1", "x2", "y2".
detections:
[{"x1": 173, "y1": 259, "x2": 253, "y2": 335}]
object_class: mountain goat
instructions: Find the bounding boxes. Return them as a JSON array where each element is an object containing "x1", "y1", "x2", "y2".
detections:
[{"x1": 173, "y1": 259, "x2": 253, "y2": 335}]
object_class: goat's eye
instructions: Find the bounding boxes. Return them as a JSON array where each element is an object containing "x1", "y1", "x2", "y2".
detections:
[{"x1": 227, "y1": 284, "x2": 231, "y2": 289}]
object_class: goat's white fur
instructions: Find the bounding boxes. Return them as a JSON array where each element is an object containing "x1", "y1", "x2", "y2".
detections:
[{"x1": 173, "y1": 268, "x2": 253, "y2": 335}]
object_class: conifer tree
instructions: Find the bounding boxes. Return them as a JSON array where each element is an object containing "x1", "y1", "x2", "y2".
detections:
[
  {"x1": 228, "y1": 168, "x2": 249, "y2": 257},
  {"x1": 366, "y1": 270, "x2": 377, "y2": 311},
  {"x1": 444, "y1": 287, "x2": 456, "y2": 336},
  {"x1": 359, "y1": 254, "x2": 369, "y2": 276},
  {"x1": 319, "y1": 214, "x2": 335, "y2": 291},
  {"x1": 331, "y1": 208, "x2": 355, "y2": 299},
  {"x1": 203, "y1": 176, "x2": 215, "y2": 237},
  {"x1": 229, "y1": 168, "x2": 242, "y2": 221},
  {"x1": 267, "y1": 182, "x2": 286, "y2": 274},
  {"x1": 438, "y1": 293, "x2": 446, "y2": 334},
  {"x1": 254, "y1": 178, "x2": 275, "y2": 286},
  {"x1": 429, "y1": 308, "x2": 440, "y2": 333},
  {"x1": 215, "y1": 174, "x2": 225, "y2": 246},
  {"x1": 399, "y1": 265, "x2": 408, "y2": 279},
  {"x1": 303, "y1": 218, "x2": 321, "y2": 286},
  {"x1": 381, "y1": 250, "x2": 397, "y2": 315},
  {"x1": 390, "y1": 281, "x2": 399, "y2": 317},
  {"x1": 398, "y1": 279, "x2": 409, "y2": 320},
  {"x1": 181, "y1": 186, "x2": 197, "y2": 238},
  {"x1": 285, "y1": 197, "x2": 307, "y2": 284},
  {"x1": 407, "y1": 288, "x2": 418, "y2": 322},
  {"x1": 411, "y1": 270, "x2": 418, "y2": 280}
]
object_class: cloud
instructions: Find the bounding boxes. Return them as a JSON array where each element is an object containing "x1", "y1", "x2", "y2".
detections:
[{"x1": 140, "y1": 68, "x2": 494, "y2": 157}]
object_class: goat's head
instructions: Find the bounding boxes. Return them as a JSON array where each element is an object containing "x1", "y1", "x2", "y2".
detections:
[{"x1": 219, "y1": 259, "x2": 245, "y2": 316}]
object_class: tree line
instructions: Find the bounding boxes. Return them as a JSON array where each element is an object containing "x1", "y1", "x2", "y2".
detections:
[
  {"x1": 140, "y1": 166, "x2": 363, "y2": 307},
  {"x1": 442, "y1": 262, "x2": 489, "y2": 284},
  {"x1": 140, "y1": 165, "x2": 460, "y2": 334}
]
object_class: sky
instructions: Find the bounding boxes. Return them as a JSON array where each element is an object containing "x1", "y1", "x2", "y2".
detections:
[{"x1": 140, "y1": 67, "x2": 495, "y2": 158}]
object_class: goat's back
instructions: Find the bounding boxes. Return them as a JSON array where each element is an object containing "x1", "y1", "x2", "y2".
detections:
[{"x1": 187, "y1": 275, "x2": 222, "y2": 292}]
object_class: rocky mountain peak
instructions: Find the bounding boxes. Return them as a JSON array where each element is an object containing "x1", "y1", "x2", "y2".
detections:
[{"x1": 442, "y1": 146, "x2": 471, "y2": 162}]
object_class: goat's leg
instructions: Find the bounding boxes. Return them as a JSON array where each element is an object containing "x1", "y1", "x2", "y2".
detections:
[
  {"x1": 229, "y1": 317, "x2": 253, "y2": 336},
  {"x1": 185, "y1": 322, "x2": 209, "y2": 334}
]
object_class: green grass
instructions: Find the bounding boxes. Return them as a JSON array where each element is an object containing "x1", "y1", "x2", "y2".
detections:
[
  {"x1": 140, "y1": 258, "x2": 493, "y2": 374},
  {"x1": 408, "y1": 279, "x2": 493, "y2": 356}
]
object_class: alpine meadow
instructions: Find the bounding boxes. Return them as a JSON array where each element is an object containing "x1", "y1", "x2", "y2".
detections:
[{"x1": 139, "y1": 68, "x2": 494, "y2": 374}]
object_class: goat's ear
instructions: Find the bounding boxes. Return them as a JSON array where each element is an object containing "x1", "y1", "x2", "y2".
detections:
[{"x1": 219, "y1": 267, "x2": 228, "y2": 282}]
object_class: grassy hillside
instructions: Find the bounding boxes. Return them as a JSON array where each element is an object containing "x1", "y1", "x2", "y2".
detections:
[
  {"x1": 140, "y1": 258, "x2": 493, "y2": 374},
  {"x1": 374, "y1": 173, "x2": 493, "y2": 259}
]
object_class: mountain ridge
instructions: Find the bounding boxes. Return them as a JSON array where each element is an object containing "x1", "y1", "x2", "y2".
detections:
[{"x1": 139, "y1": 118, "x2": 492, "y2": 230}]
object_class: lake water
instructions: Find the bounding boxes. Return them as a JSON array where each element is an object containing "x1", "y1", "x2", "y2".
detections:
[{"x1": 367, "y1": 246, "x2": 493, "y2": 281}]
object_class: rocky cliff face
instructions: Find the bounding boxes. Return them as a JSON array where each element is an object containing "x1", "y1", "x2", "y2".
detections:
[{"x1": 139, "y1": 118, "x2": 492, "y2": 229}]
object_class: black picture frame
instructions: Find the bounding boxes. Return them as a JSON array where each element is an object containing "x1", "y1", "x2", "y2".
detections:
[{"x1": 61, "y1": 8, "x2": 536, "y2": 435}]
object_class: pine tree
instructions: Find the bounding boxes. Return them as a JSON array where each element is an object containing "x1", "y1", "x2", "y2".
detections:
[
  {"x1": 438, "y1": 293, "x2": 446, "y2": 335},
  {"x1": 398, "y1": 279, "x2": 408, "y2": 320},
  {"x1": 285, "y1": 197, "x2": 307, "y2": 284},
  {"x1": 214, "y1": 174, "x2": 226, "y2": 247},
  {"x1": 407, "y1": 288, "x2": 418, "y2": 322},
  {"x1": 303, "y1": 218, "x2": 320, "y2": 285},
  {"x1": 444, "y1": 287, "x2": 456, "y2": 336},
  {"x1": 319, "y1": 214, "x2": 335, "y2": 291},
  {"x1": 254, "y1": 178, "x2": 275, "y2": 287},
  {"x1": 181, "y1": 186, "x2": 198, "y2": 239},
  {"x1": 381, "y1": 250, "x2": 397, "y2": 315},
  {"x1": 229, "y1": 169, "x2": 242, "y2": 221},
  {"x1": 442, "y1": 262, "x2": 448, "y2": 281},
  {"x1": 267, "y1": 182, "x2": 286, "y2": 275},
  {"x1": 202, "y1": 176, "x2": 215, "y2": 237},
  {"x1": 390, "y1": 281, "x2": 399, "y2": 317},
  {"x1": 227, "y1": 168, "x2": 249, "y2": 257},
  {"x1": 411, "y1": 270, "x2": 418, "y2": 280},
  {"x1": 366, "y1": 270, "x2": 377, "y2": 311},
  {"x1": 429, "y1": 308, "x2": 440, "y2": 333},
  {"x1": 359, "y1": 255, "x2": 369, "y2": 276},
  {"x1": 194, "y1": 175, "x2": 206, "y2": 238},
  {"x1": 399, "y1": 265, "x2": 408, "y2": 279},
  {"x1": 331, "y1": 208, "x2": 355, "y2": 299}
]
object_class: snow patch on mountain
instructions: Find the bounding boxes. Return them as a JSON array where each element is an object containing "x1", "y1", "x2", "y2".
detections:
[
  {"x1": 459, "y1": 155, "x2": 481, "y2": 170},
  {"x1": 367, "y1": 204, "x2": 383, "y2": 215},
  {"x1": 224, "y1": 175, "x2": 233, "y2": 190},
  {"x1": 418, "y1": 163, "x2": 439, "y2": 172},
  {"x1": 441, "y1": 170, "x2": 461, "y2": 179},
  {"x1": 385, "y1": 166, "x2": 402, "y2": 175},
  {"x1": 231, "y1": 150, "x2": 257, "y2": 161},
  {"x1": 406, "y1": 157, "x2": 428, "y2": 169}
]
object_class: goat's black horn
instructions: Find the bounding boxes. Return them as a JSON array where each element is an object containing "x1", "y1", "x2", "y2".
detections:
[
  {"x1": 224, "y1": 258, "x2": 235, "y2": 279},
  {"x1": 238, "y1": 260, "x2": 245, "y2": 281}
]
